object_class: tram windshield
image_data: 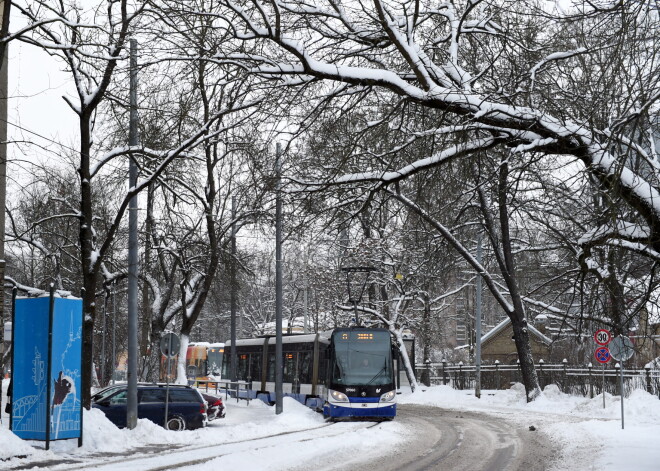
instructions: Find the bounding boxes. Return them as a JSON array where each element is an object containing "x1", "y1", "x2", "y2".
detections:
[{"x1": 331, "y1": 330, "x2": 393, "y2": 386}]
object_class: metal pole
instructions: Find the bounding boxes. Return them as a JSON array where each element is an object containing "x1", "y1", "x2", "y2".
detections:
[
  {"x1": 602, "y1": 363, "x2": 605, "y2": 409},
  {"x1": 230, "y1": 197, "x2": 237, "y2": 383},
  {"x1": 164, "y1": 335, "x2": 172, "y2": 429},
  {"x1": 9, "y1": 287, "x2": 16, "y2": 430},
  {"x1": 303, "y1": 283, "x2": 309, "y2": 334},
  {"x1": 0, "y1": 1, "x2": 7, "y2": 335},
  {"x1": 111, "y1": 283, "x2": 116, "y2": 385},
  {"x1": 101, "y1": 295, "x2": 107, "y2": 387},
  {"x1": 619, "y1": 361, "x2": 625, "y2": 429},
  {"x1": 126, "y1": 38, "x2": 140, "y2": 429},
  {"x1": 303, "y1": 248, "x2": 309, "y2": 334},
  {"x1": 46, "y1": 285, "x2": 55, "y2": 450},
  {"x1": 275, "y1": 142, "x2": 283, "y2": 414},
  {"x1": 475, "y1": 232, "x2": 482, "y2": 399}
]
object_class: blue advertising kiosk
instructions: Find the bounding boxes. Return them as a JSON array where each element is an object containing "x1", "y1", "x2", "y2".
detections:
[{"x1": 10, "y1": 288, "x2": 83, "y2": 449}]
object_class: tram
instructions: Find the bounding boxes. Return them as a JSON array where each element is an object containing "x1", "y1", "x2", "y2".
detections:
[
  {"x1": 161, "y1": 342, "x2": 224, "y2": 385},
  {"x1": 223, "y1": 328, "x2": 397, "y2": 420}
]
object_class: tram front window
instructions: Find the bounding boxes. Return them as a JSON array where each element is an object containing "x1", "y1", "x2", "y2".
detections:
[
  {"x1": 207, "y1": 349, "x2": 223, "y2": 376},
  {"x1": 331, "y1": 330, "x2": 392, "y2": 386}
]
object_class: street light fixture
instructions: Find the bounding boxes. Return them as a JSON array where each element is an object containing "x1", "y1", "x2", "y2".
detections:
[{"x1": 341, "y1": 266, "x2": 376, "y2": 326}]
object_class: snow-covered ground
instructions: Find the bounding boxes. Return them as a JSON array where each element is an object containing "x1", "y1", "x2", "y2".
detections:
[
  {"x1": 1, "y1": 378, "x2": 658, "y2": 470},
  {"x1": 398, "y1": 383, "x2": 660, "y2": 470}
]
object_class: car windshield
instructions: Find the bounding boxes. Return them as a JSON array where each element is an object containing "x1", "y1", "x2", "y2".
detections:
[
  {"x1": 108, "y1": 390, "x2": 128, "y2": 405},
  {"x1": 93, "y1": 386, "x2": 122, "y2": 402},
  {"x1": 331, "y1": 330, "x2": 393, "y2": 386}
]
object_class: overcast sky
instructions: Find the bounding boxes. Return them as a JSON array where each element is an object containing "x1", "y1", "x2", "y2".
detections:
[{"x1": 7, "y1": 22, "x2": 79, "y2": 189}]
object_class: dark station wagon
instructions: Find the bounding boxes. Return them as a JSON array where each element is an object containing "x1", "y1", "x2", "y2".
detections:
[{"x1": 92, "y1": 384, "x2": 208, "y2": 430}]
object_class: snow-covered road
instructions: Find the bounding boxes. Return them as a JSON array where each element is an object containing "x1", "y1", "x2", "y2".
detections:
[
  {"x1": 2, "y1": 379, "x2": 659, "y2": 470},
  {"x1": 347, "y1": 404, "x2": 553, "y2": 471}
]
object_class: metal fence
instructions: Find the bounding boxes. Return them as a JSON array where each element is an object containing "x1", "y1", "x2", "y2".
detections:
[{"x1": 415, "y1": 361, "x2": 660, "y2": 399}]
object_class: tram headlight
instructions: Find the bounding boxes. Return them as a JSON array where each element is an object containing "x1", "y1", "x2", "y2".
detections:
[
  {"x1": 379, "y1": 390, "x2": 396, "y2": 403},
  {"x1": 329, "y1": 389, "x2": 349, "y2": 403}
]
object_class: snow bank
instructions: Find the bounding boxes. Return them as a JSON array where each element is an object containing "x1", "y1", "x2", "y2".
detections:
[
  {"x1": 399, "y1": 382, "x2": 660, "y2": 423},
  {"x1": 400, "y1": 383, "x2": 660, "y2": 470}
]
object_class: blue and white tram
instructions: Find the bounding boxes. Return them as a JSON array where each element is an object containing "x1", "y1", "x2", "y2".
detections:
[{"x1": 222, "y1": 327, "x2": 397, "y2": 420}]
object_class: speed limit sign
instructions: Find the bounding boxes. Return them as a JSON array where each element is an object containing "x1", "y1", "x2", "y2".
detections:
[{"x1": 594, "y1": 329, "x2": 612, "y2": 346}]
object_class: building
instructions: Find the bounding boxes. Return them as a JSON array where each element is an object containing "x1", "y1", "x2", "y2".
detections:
[{"x1": 459, "y1": 317, "x2": 552, "y2": 364}]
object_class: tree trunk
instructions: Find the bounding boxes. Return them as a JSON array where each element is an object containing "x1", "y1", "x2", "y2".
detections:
[
  {"x1": 175, "y1": 333, "x2": 190, "y2": 385},
  {"x1": 392, "y1": 329, "x2": 417, "y2": 392},
  {"x1": 80, "y1": 111, "x2": 97, "y2": 409},
  {"x1": 496, "y1": 157, "x2": 541, "y2": 401},
  {"x1": 511, "y1": 315, "x2": 541, "y2": 401}
]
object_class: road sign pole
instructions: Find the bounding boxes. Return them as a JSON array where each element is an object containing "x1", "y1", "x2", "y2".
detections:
[
  {"x1": 602, "y1": 363, "x2": 605, "y2": 409},
  {"x1": 619, "y1": 361, "x2": 624, "y2": 430},
  {"x1": 164, "y1": 334, "x2": 172, "y2": 429}
]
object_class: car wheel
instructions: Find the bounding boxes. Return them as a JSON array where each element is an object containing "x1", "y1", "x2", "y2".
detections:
[{"x1": 166, "y1": 414, "x2": 186, "y2": 431}]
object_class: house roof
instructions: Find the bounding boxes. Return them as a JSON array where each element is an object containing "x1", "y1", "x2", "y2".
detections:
[
  {"x1": 481, "y1": 317, "x2": 552, "y2": 345},
  {"x1": 454, "y1": 317, "x2": 552, "y2": 350}
]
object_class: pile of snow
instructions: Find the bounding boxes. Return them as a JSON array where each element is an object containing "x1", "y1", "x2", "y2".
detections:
[
  {"x1": 399, "y1": 382, "x2": 660, "y2": 424},
  {"x1": 400, "y1": 383, "x2": 660, "y2": 470}
]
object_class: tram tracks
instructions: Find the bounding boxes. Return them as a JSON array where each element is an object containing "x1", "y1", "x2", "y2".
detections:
[
  {"x1": 139, "y1": 421, "x2": 384, "y2": 471},
  {"x1": 10, "y1": 420, "x2": 383, "y2": 471}
]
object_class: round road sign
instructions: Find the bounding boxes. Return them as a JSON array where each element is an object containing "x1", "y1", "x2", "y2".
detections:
[
  {"x1": 610, "y1": 336, "x2": 634, "y2": 361},
  {"x1": 160, "y1": 332, "x2": 180, "y2": 359},
  {"x1": 595, "y1": 346, "x2": 611, "y2": 364},
  {"x1": 594, "y1": 329, "x2": 612, "y2": 346}
]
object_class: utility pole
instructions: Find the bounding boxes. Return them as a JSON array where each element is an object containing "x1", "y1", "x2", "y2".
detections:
[
  {"x1": 275, "y1": 143, "x2": 283, "y2": 414},
  {"x1": 126, "y1": 39, "x2": 139, "y2": 429},
  {"x1": 230, "y1": 197, "x2": 237, "y2": 382},
  {"x1": 112, "y1": 283, "x2": 116, "y2": 384},
  {"x1": 475, "y1": 232, "x2": 482, "y2": 399},
  {"x1": 0, "y1": 0, "x2": 10, "y2": 357},
  {"x1": 303, "y1": 245, "x2": 309, "y2": 334}
]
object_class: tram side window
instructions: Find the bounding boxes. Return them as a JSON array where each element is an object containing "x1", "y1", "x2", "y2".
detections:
[
  {"x1": 238, "y1": 354, "x2": 249, "y2": 381},
  {"x1": 221, "y1": 355, "x2": 229, "y2": 378},
  {"x1": 267, "y1": 353, "x2": 276, "y2": 382},
  {"x1": 299, "y1": 351, "x2": 312, "y2": 384},
  {"x1": 283, "y1": 353, "x2": 295, "y2": 383},
  {"x1": 249, "y1": 353, "x2": 262, "y2": 382}
]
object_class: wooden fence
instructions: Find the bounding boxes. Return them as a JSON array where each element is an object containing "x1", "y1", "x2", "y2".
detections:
[{"x1": 415, "y1": 360, "x2": 660, "y2": 399}]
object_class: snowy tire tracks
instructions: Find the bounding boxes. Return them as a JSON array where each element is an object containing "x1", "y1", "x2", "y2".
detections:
[
  {"x1": 10, "y1": 420, "x2": 382, "y2": 470},
  {"x1": 346, "y1": 405, "x2": 557, "y2": 471}
]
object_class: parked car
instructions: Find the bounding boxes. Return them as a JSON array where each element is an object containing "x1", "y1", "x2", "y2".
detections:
[
  {"x1": 92, "y1": 384, "x2": 207, "y2": 431},
  {"x1": 91, "y1": 384, "x2": 124, "y2": 403},
  {"x1": 201, "y1": 393, "x2": 225, "y2": 420}
]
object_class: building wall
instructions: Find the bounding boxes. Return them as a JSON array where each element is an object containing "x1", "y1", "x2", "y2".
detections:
[{"x1": 482, "y1": 324, "x2": 551, "y2": 364}]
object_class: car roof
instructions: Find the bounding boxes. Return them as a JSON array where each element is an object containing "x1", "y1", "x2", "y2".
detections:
[{"x1": 98, "y1": 383, "x2": 195, "y2": 390}]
